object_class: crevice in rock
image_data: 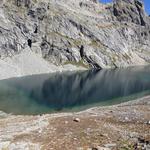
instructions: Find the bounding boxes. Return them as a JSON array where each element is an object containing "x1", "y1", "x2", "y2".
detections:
[
  {"x1": 27, "y1": 39, "x2": 32, "y2": 48},
  {"x1": 24, "y1": 0, "x2": 30, "y2": 8},
  {"x1": 80, "y1": 45, "x2": 84, "y2": 58},
  {"x1": 84, "y1": 55, "x2": 101, "y2": 69},
  {"x1": 16, "y1": 0, "x2": 22, "y2": 7},
  {"x1": 16, "y1": 0, "x2": 30, "y2": 8},
  {"x1": 34, "y1": 26, "x2": 38, "y2": 33},
  {"x1": 141, "y1": 32, "x2": 144, "y2": 36},
  {"x1": 28, "y1": 10, "x2": 36, "y2": 18},
  {"x1": 69, "y1": 19, "x2": 96, "y2": 40},
  {"x1": 135, "y1": 1, "x2": 146, "y2": 26}
]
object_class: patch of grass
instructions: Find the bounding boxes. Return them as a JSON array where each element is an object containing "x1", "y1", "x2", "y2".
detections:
[
  {"x1": 96, "y1": 23, "x2": 114, "y2": 29},
  {"x1": 88, "y1": 40, "x2": 109, "y2": 55},
  {"x1": 73, "y1": 39, "x2": 84, "y2": 46},
  {"x1": 123, "y1": 53, "x2": 131, "y2": 60},
  {"x1": 47, "y1": 31, "x2": 86, "y2": 48},
  {"x1": 89, "y1": 40, "x2": 99, "y2": 48},
  {"x1": 64, "y1": 60, "x2": 89, "y2": 69},
  {"x1": 120, "y1": 140, "x2": 135, "y2": 150},
  {"x1": 47, "y1": 31, "x2": 74, "y2": 41}
]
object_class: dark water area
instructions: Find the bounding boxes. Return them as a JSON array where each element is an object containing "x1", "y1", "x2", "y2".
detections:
[{"x1": 0, "y1": 66, "x2": 150, "y2": 115}]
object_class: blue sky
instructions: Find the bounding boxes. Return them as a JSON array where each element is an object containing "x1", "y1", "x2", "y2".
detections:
[{"x1": 100, "y1": 0, "x2": 150, "y2": 15}]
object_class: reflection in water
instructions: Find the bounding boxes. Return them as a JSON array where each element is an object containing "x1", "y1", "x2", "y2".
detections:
[{"x1": 0, "y1": 66, "x2": 150, "y2": 115}]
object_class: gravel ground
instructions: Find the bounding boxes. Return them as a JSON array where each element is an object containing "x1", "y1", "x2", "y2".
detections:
[{"x1": 0, "y1": 96, "x2": 150, "y2": 150}]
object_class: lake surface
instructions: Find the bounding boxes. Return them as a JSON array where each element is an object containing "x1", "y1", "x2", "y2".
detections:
[{"x1": 0, "y1": 66, "x2": 150, "y2": 115}]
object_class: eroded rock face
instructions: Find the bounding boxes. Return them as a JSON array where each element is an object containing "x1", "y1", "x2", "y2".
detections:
[
  {"x1": 113, "y1": 0, "x2": 146, "y2": 25},
  {"x1": 0, "y1": 0, "x2": 150, "y2": 71}
]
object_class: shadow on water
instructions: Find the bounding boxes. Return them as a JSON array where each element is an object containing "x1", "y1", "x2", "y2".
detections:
[{"x1": 0, "y1": 66, "x2": 150, "y2": 115}]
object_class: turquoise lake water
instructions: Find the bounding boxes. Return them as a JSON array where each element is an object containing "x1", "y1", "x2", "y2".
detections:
[{"x1": 0, "y1": 66, "x2": 150, "y2": 115}]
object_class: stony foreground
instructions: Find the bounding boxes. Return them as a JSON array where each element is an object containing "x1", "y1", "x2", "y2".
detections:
[{"x1": 0, "y1": 96, "x2": 150, "y2": 150}]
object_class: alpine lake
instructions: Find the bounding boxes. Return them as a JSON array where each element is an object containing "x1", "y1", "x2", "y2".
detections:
[{"x1": 0, "y1": 66, "x2": 150, "y2": 115}]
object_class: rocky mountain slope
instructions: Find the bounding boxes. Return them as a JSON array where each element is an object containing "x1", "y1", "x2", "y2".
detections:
[{"x1": 0, "y1": 0, "x2": 150, "y2": 78}]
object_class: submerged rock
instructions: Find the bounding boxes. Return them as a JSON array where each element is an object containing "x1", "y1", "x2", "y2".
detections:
[{"x1": 0, "y1": 111, "x2": 9, "y2": 118}]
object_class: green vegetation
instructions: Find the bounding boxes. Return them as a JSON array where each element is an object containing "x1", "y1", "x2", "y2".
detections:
[
  {"x1": 89, "y1": 40, "x2": 99, "y2": 48},
  {"x1": 64, "y1": 60, "x2": 89, "y2": 69},
  {"x1": 123, "y1": 53, "x2": 131, "y2": 60},
  {"x1": 120, "y1": 140, "x2": 135, "y2": 150}
]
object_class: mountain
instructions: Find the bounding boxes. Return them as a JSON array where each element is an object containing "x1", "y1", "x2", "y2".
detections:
[{"x1": 0, "y1": 0, "x2": 150, "y2": 78}]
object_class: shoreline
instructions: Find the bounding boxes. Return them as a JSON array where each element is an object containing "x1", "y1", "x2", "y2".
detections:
[
  {"x1": 0, "y1": 94, "x2": 149, "y2": 149},
  {"x1": 0, "y1": 94, "x2": 150, "y2": 117},
  {"x1": 0, "y1": 52, "x2": 150, "y2": 80}
]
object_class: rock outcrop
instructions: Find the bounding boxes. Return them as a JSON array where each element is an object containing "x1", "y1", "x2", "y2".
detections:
[{"x1": 0, "y1": 0, "x2": 150, "y2": 77}]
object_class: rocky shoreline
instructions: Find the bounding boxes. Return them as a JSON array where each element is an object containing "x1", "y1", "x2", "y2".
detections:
[{"x1": 0, "y1": 95, "x2": 149, "y2": 150}]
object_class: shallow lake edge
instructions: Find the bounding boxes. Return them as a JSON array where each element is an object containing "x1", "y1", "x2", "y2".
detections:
[
  {"x1": 1, "y1": 65, "x2": 150, "y2": 116},
  {"x1": 0, "y1": 63, "x2": 149, "y2": 81},
  {"x1": 0, "y1": 95, "x2": 149, "y2": 118}
]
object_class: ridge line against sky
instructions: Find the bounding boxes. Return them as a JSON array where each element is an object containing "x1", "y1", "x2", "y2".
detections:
[{"x1": 100, "y1": 0, "x2": 150, "y2": 15}]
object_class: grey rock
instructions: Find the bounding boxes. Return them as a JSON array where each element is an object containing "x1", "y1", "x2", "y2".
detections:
[
  {"x1": 104, "y1": 143, "x2": 117, "y2": 148},
  {"x1": 0, "y1": 0, "x2": 150, "y2": 75},
  {"x1": 73, "y1": 118, "x2": 80, "y2": 122},
  {"x1": 145, "y1": 120, "x2": 150, "y2": 125},
  {"x1": 88, "y1": 147, "x2": 111, "y2": 150}
]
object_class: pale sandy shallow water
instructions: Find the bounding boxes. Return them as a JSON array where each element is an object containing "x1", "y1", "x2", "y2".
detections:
[{"x1": 0, "y1": 66, "x2": 150, "y2": 115}]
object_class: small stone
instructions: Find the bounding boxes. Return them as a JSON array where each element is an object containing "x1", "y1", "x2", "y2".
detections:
[
  {"x1": 96, "y1": 146, "x2": 111, "y2": 150},
  {"x1": 145, "y1": 140, "x2": 150, "y2": 145},
  {"x1": 137, "y1": 145, "x2": 142, "y2": 149},
  {"x1": 87, "y1": 146, "x2": 110, "y2": 150},
  {"x1": 125, "y1": 117, "x2": 129, "y2": 121},
  {"x1": 88, "y1": 146, "x2": 111, "y2": 150},
  {"x1": 74, "y1": 138, "x2": 77, "y2": 141},
  {"x1": 104, "y1": 143, "x2": 117, "y2": 148},
  {"x1": 91, "y1": 148, "x2": 98, "y2": 150},
  {"x1": 77, "y1": 148, "x2": 84, "y2": 150},
  {"x1": 142, "y1": 144, "x2": 147, "y2": 149},
  {"x1": 38, "y1": 130, "x2": 42, "y2": 133},
  {"x1": 0, "y1": 141, "x2": 10, "y2": 149},
  {"x1": 145, "y1": 121, "x2": 150, "y2": 125},
  {"x1": 65, "y1": 121, "x2": 68, "y2": 124},
  {"x1": 147, "y1": 145, "x2": 150, "y2": 149},
  {"x1": 73, "y1": 118, "x2": 80, "y2": 122},
  {"x1": 138, "y1": 137, "x2": 145, "y2": 143}
]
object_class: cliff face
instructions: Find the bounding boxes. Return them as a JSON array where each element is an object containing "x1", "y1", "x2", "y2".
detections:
[{"x1": 0, "y1": 0, "x2": 150, "y2": 76}]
